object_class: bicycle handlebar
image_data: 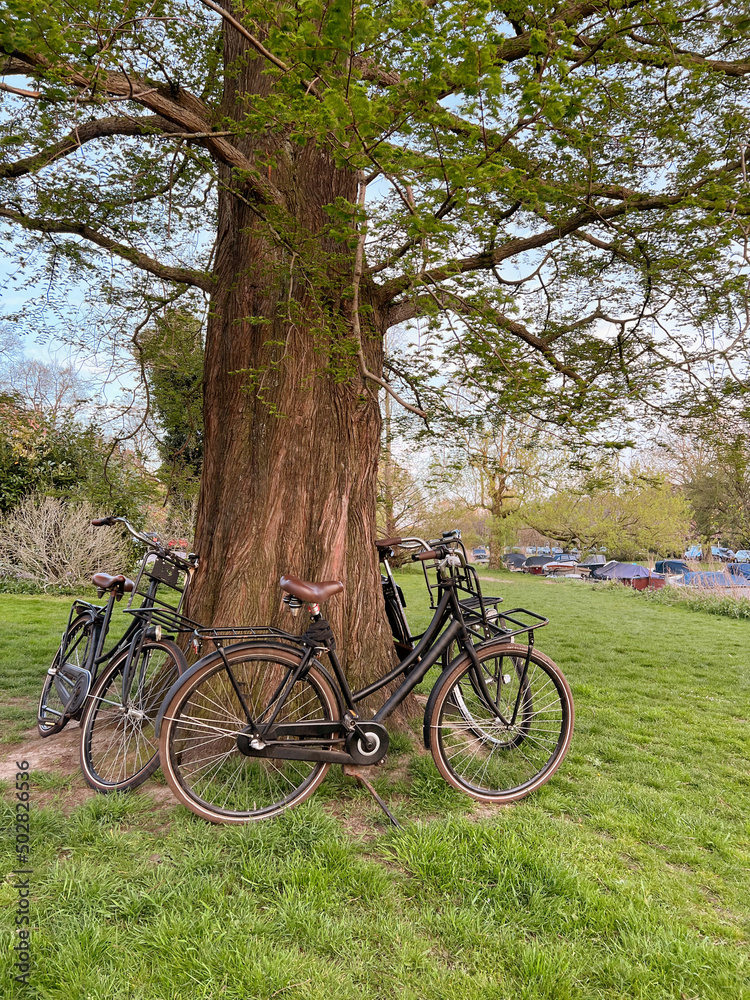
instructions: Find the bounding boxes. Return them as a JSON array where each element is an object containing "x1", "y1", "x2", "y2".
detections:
[
  {"x1": 411, "y1": 548, "x2": 440, "y2": 562},
  {"x1": 91, "y1": 515, "x2": 195, "y2": 566}
]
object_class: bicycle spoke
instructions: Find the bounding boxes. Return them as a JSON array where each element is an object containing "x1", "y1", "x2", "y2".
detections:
[
  {"x1": 162, "y1": 652, "x2": 336, "y2": 820},
  {"x1": 431, "y1": 646, "x2": 572, "y2": 800}
]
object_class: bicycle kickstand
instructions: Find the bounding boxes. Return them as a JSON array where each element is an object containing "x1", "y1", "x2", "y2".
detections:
[{"x1": 342, "y1": 764, "x2": 402, "y2": 829}]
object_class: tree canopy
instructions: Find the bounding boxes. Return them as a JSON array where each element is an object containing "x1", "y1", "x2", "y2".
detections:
[{"x1": 2, "y1": 0, "x2": 749, "y2": 430}]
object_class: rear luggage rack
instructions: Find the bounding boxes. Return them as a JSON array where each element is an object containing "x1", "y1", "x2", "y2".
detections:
[{"x1": 193, "y1": 625, "x2": 299, "y2": 649}]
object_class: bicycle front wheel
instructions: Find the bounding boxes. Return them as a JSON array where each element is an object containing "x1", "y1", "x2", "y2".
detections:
[
  {"x1": 38, "y1": 613, "x2": 94, "y2": 737},
  {"x1": 158, "y1": 645, "x2": 339, "y2": 824},
  {"x1": 79, "y1": 638, "x2": 187, "y2": 792},
  {"x1": 427, "y1": 641, "x2": 574, "y2": 803}
]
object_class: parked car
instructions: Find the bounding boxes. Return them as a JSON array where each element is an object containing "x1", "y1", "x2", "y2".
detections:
[{"x1": 733, "y1": 549, "x2": 750, "y2": 562}]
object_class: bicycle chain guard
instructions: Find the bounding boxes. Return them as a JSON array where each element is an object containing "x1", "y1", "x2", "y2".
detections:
[{"x1": 53, "y1": 663, "x2": 92, "y2": 717}]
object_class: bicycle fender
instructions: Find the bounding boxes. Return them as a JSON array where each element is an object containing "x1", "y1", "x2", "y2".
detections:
[
  {"x1": 154, "y1": 642, "x2": 343, "y2": 737},
  {"x1": 422, "y1": 650, "x2": 471, "y2": 750}
]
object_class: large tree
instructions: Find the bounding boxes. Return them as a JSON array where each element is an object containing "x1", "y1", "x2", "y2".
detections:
[{"x1": 1, "y1": 0, "x2": 749, "y2": 683}]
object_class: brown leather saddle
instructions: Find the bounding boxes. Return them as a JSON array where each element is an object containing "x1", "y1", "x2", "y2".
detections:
[
  {"x1": 280, "y1": 574, "x2": 343, "y2": 603},
  {"x1": 92, "y1": 573, "x2": 135, "y2": 599}
]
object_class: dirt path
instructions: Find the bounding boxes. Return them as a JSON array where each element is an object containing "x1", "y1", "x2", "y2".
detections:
[{"x1": 1, "y1": 722, "x2": 82, "y2": 782}]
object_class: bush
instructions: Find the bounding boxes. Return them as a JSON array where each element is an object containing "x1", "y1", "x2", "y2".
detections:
[{"x1": 0, "y1": 495, "x2": 129, "y2": 589}]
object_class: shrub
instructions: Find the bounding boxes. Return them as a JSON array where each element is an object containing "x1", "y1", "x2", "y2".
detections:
[{"x1": 0, "y1": 494, "x2": 129, "y2": 589}]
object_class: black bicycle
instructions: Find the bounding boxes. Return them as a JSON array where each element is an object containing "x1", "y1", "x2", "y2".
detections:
[
  {"x1": 37, "y1": 516, "x2": 197, "y2": 793},
  {"x1": 155, "y1": 534, "x2": 574, "y2": 823}
]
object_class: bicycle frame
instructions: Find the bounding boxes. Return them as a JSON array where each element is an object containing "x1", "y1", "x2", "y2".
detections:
[
  {"x1": 58, "y1": 548, "x2": 194, "y2": 703},
  {"x1": 220, "y1": 583, "x2": 503, "y2": 754},
  {"x1": 159, "y1": 537, "x2": 550, "y2": 765}
]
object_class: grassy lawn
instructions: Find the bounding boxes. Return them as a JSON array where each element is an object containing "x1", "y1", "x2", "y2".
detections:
[{"x1": 1, "y1": 571, "x2": 749, "y2": 999}]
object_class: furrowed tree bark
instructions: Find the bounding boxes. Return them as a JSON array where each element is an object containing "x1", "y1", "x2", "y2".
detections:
[{"x1": 183, "y1": 33, "x2": 398, "y2": 699}]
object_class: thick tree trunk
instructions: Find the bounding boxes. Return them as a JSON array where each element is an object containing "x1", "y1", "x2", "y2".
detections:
[{"x1": 183, "y1": 36, "x2": 397, "y2": 692}]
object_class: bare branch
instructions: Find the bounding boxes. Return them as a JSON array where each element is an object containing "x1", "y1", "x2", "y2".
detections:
[
  {"x1": 389, "y1": 285, "x2": 584, "y2": 383},
  {"x1": 0, "y1": 206, "x2": 216, "y2": 293},
  {"x1": 0, "y1": 115, "x2": 187, "y2": 179},
  {"x1": 377, "y1": 181, "x2": 740, "y2": 303},
  {"x1": 0, "y1": 81, "x2": 40, "y2": 98},
  {"x1": 196, "y1": 0, "x2": 321, "y2": 98}
]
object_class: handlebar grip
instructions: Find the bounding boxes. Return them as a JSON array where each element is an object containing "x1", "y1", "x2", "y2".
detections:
[
  {"x1": 91, "y1": 517, "x2": 117, "y2": 526},
  {"x1": 412, "y1": 549, "x2": 438, "y2": 562}
]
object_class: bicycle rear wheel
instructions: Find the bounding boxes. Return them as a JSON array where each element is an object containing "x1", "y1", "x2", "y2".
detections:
[
  {"x1": 158, "y1": 645, "x2": 339, "y2": 823},
  {"x1": 79, "y1": 638, "x2": 187, "y2": 792},
  {"x1": 38, "y1": 613, "x2": 94, "y2": 737},
  {"x1": 427, "y1": 641, "x2": 574, "y2": 803}
]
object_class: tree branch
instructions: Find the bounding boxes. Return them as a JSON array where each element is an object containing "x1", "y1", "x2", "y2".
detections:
[
  {"x1": 0, "y1": 115, "x2": 189, "y2": 179},
  {"x1": 351, "y1": 180, "x2": 426, "y2": 419},
  {"x1": 619, "y1": 34, "x2": 750, "y2": 77},
  {"x1": 0, "y1": 207, "x2": 216, "y2": 293},
  {"x1": 0, "y1": 80, "x2": 40, "y2": 98},
  {"x1": 377, "y1": 185, "x2": 727, "y2": 303},
  {"x1": 388, "y1": 285, "x2": 585, "y2": 383},
  {"x1": 6, "y1": 51, "x2": 283, "y2": 206}
]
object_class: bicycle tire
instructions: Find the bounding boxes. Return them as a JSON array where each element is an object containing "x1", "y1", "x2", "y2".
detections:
[
  {"x1": 79, "y1": 638, "x2": 187, "y2": 792},
  {"x1": 158, "y1": 644, "x2": 339, "y2": 824},
  {"x1": 37, "y1": 613, "x2": 94, "y2": 737},
  {"x1": 427, "y1": 641, "x2": 573, "y2": 803}
]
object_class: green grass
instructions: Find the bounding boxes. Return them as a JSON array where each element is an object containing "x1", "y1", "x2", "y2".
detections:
[{"x1": 1, "y1": 573, "x2": 749, "y2": 999}]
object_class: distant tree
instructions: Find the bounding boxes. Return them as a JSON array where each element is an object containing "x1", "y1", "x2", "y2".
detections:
[
  {"x1": 0, "y1": 395, "x2": 156, "y2": 518},
  {"x1": 523, "y1": 468, "x2": 690, "y2": 560},
  {"x1": 682, "y1": 431, "x2": 750, "y2": 549},
  {"x1": 138, "y1": 308, "x2": 204, "y2": 518}
]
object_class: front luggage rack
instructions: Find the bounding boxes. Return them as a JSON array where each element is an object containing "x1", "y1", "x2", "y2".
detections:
[
  {"x1": 125, "y1": 606, "x2": 201, "y2": 634},
  {"x1": 493, "y1": 607, "x2": 549, "y2": 642}
]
